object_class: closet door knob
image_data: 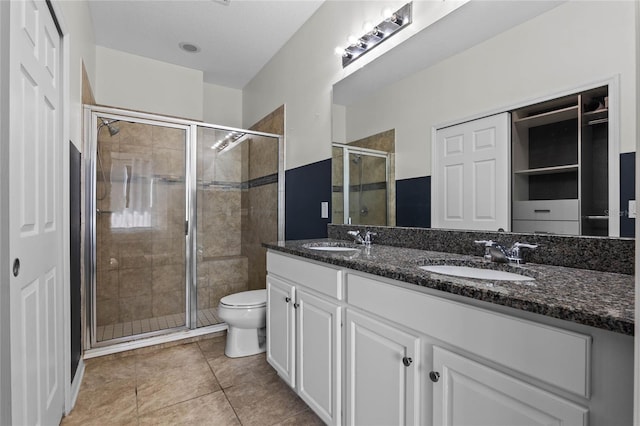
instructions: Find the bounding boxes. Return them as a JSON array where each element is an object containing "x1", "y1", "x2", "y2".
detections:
[
  {"x1": 293, "y1": 302, "x2": 299, "y2": 309},
  {"x1": 402, "y1": 357, "x2": 412, "y2": 367},
  {"x1": 284, "y1": 297, "x2": 291, "y2": 303},
  {"x1": 429, "y1": 371, "x2": 440, "y2": 382}
]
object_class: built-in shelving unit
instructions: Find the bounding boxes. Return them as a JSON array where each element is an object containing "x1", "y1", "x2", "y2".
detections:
[{"x1": 511, "y1": 86, "x2": 609, "y2": 236}]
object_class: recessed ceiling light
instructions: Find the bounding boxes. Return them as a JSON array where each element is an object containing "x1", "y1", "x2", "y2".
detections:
[{"x1": 179, "y1": 42, "x2": 200, "y2": 53}]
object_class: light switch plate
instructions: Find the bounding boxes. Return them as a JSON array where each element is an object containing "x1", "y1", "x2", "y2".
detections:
[
  {"x1": 629, "y1": 200, "x2": 636, "y2": 219},
  {"x1": 321, "y1": 201, "x2": 329, "y2": 219}
]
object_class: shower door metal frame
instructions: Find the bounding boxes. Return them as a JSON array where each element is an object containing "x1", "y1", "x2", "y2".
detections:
[
  {"x1": 84, "y1": 105, "x2": 285, "y2": 350},
  {"x1": 332, "y1": 143, "x2": 390, "y2": 225}
]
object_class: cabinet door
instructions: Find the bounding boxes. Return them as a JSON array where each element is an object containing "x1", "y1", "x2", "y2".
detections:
[
  {"x1": 266, "y1": 275, "x2": 295, "y2": 387},
  {"x1": 433, "y1": 112, "x2": 511, "y2": 231},
  {"x1": 432, "y1": 346, "x2": 588, "y2": 426},
  {"x1": 345, "y1": 310, "x2": 420, "y2": 426},
  {"x1": 297, "y1": 289, "x2": 341, "y2": 426}
]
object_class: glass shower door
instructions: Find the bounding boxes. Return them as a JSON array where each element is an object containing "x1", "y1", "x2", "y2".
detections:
[
  {"x1": 194, "y1": 126, "x2": 280, "y2": 328},
  {"x1": 94, "y1": 117, "x2": 188, "y2": 343},
  {"x1": 348, "y1": 151, "x2": 389, "y2": 226}
]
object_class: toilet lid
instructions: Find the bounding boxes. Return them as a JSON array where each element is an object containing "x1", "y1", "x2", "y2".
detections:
[{"x1": 220, "y1": 289, "x2": 267, "y2": 308}]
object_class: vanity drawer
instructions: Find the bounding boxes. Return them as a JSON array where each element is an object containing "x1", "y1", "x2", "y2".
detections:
[
  {"x1": 267, "y1": 251, "x2": 343, "y2": 300},
  {"x1": 513, "y1": 200, "x2": 579, "y2": 221},
  {"x1": 513, "y1": 219, "x2": 579, "y2": 235},
  {"x1": 346, "y1": 273, "x2": 591, "y2": 398}
]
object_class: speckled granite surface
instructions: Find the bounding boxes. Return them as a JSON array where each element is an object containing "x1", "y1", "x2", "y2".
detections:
[
  {"x1": 264, "y1": 239, "x2": 634, "y2": 335},
  {"x1": 328, "y1": 224, "x2": 635, "y2": 275}
]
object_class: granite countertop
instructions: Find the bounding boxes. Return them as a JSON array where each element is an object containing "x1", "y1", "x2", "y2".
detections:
[{"x1": 264, "y1": 239, "x2": 635, "y2": 335}]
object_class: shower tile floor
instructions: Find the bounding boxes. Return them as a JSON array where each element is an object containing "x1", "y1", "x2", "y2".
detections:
[
  {"x1": 62, "y1": 334, "x2": 323, "y2": 425},
  {"x1": 97, "y1": 308, "x2": 221, "y2": 342}
]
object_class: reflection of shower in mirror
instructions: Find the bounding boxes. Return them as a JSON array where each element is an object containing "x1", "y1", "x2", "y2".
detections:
[{"x1": 332, "y1": 143, "x2": 391, "y2": 226}]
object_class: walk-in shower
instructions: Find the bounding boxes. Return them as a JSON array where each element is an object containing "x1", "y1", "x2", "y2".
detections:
[
  {"x1": 332, "y1": 143, "x2": 391, "y2": 226},
  {"x1": 85, "y1": 106, "x2": 283, "y2": 349}
]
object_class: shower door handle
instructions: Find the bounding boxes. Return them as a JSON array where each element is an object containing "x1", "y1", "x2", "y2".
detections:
[{"x1": 185, "y1": 220, "x2": 189, "y2": 236}]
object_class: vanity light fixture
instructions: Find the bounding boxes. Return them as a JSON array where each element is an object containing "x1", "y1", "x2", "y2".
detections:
[{"x1": 336, "y1": 2, "x2": 412, "y2": 68}]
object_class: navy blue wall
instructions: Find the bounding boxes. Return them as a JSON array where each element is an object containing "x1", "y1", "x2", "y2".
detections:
[
  {"x1": 285, "y1": 159, "x2": 332, "y2": 240},
  {"x1": 620, "y1": 152, "x2": 635, "y2": 238},
  {"x1": 396, "y1": 176, "x2": 431, "y2": 228}
]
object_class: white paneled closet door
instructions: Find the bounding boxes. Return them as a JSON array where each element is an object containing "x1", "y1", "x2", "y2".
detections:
[
  {"x1": 9, "y1": 0, "x2": 64, "y2": 424},
  {"x1": 433, "y1": 113, "x2": 511, "y2": 231}
]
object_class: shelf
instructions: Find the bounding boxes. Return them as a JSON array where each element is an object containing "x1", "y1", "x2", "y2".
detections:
[
  {"x1": 514, "y1": 105, "x2": 579, "y2": 128},
  {"x1": 513, "y1": 164, "x2": 579, "y2": 176},
  {"x1": 583, "y1": 108, "x2": 608, "y2": 125},
  {"x1": 583, "y1": 108, "x2": 608, "y2": 117},
  {"x1": 587, "y1": 118, "x2": 608, "y2": 126}
]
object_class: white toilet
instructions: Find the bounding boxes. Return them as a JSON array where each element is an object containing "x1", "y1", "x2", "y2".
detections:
[{"x1": 218, "y1": 289, "x2": 267, "y2": 358}]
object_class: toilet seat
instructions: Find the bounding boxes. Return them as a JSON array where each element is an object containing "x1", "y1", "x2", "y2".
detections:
[{"x1": 219, "y1": 289, "x2": 266, "y2": 309}]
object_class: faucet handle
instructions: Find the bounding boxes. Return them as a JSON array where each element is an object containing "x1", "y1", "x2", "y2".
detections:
[
  {"x1": 512, "y1": 242, "x2": 538, "y2": 250},
  {"x1": 508, "y1": 242, "x2": 538, "y2": 264},
  {"x1": 474, "y1": 240, "x2": 496, "y2": 261},
  {"x1": 364, "y1": 231, "x2": 377, "y2": 246}
]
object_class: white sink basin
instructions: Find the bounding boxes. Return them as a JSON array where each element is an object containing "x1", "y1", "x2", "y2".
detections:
[
  {"x1": 419, "y1": 265, "x2": 534, "y2": 281},
  {"x1": 306, "y1": 246, "x2": 359, "y2": 252},
  {"x1": 303, "y1": 243, "x2": 360, "y2": 252}
]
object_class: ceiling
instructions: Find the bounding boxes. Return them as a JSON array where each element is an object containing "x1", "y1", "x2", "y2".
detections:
[{"x1": 88, "y1": 0, "x2": 325, "y2": 89}]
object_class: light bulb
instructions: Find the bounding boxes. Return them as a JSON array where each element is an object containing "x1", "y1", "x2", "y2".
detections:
[
  {"x1": 382, "y1": 7, "x2": 394, "y2": 20},
  {"x1": 363, "y1": 21, "x2": 375, "y2": 33},
  {"x1": 334, "y1": 46, "x2": 345, "y2": 56},
  {"x1": 348, "y1": 35, "x2": 359, "y2": 45}
]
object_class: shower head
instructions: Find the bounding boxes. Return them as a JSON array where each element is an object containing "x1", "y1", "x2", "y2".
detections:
[{"x1": 98, "y1": 119, "x2": 120, "y2": 136}]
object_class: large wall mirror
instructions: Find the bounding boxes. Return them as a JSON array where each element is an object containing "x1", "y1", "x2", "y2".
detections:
[{"x1": 331, "y1": 0, "x2": 635, "y2": 238}]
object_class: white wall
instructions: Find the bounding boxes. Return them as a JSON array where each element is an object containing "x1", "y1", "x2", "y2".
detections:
[
  {"x1": 243, "y1": 1, "x2": 466, "y2": 171},
  {"x1": 95, "y1": 46, "x2": 204, "y2": 121},
  {"x1": 58, "y1": 0, "x2": 96, "y2": 152},
  {"x1": 203, "y1": 82, "x2": 242, "y2": 128},
  {"x1": 346, "y1": 1, "x2": 636, "y2": 180}
]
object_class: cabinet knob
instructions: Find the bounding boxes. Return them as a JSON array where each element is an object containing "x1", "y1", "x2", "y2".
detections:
[
  {"x1": 429, "y1": 371, "x2": 440, "y2": 382},
  {"x1": 402, "y1": 357, "x2": 412, "y2": 367},
  {"x1": 12, "y1": 258, "x2": 20, "y2": 277},
  {"x1": 284, "y1": 297, "x2": 291, "y2": 303},
  {"x1": 293, "y1": 302, "x2": 299, "y2": 309}
]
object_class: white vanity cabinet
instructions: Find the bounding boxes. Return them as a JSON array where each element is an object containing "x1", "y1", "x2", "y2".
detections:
[
  {"x1": 432, "y1": 346, "x2": 588, "y2": 425},
  {"x1": 266, "y1": 275, "x2": 295, "y2": 386},
  {"x1": 266, "y1": 251, "x2": 632, "y2": 425},
  {"x1": 345, "y1": 309, "x2": 420, "y2": 426},
  {"x1": 266, "y1": 252, "x2": 343, "y2": 426}
]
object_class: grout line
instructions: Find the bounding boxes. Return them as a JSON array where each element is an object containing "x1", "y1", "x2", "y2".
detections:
[
  {"x1": 221, "y1": 387, "x2": 243, "y2": 425},
  {"x1": 197, "y1": 338, "x2": 244, "y2": 424}
]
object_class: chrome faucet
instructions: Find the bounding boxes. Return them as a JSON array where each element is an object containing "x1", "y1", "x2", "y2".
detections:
[
  {"x1": 474, "y1": 240, "x2": 538, "y2": 264},
  {"x1": 363, "y1": 231, "x2": 377, "y2": 247},
  {"x1": 348, "y1": 230, "x2": 377, "y2": 246},
  {"x1": 347, "y1": 230, "x2": 364, "y2": 244}
]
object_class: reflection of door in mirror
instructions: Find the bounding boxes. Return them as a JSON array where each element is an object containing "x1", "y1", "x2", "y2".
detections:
[{"x1": 332, "y1": 130, "x2": 395, "y2": 226}]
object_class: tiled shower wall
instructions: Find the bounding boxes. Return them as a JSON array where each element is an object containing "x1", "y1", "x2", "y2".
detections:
[
  {"x1": 247, "y1": 106, "x2": 284, "y2": 290},
  {"x1": 96, "y1": 122, "x2": 187, "y2": 327}
]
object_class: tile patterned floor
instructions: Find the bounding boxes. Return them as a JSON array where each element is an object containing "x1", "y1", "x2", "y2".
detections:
[
  {"x1": 62, "y1": 335, "x2": 324, "y2": 425},
  {"x1": 96, "y1": 308, "x2": 221, "y2": 342}
]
